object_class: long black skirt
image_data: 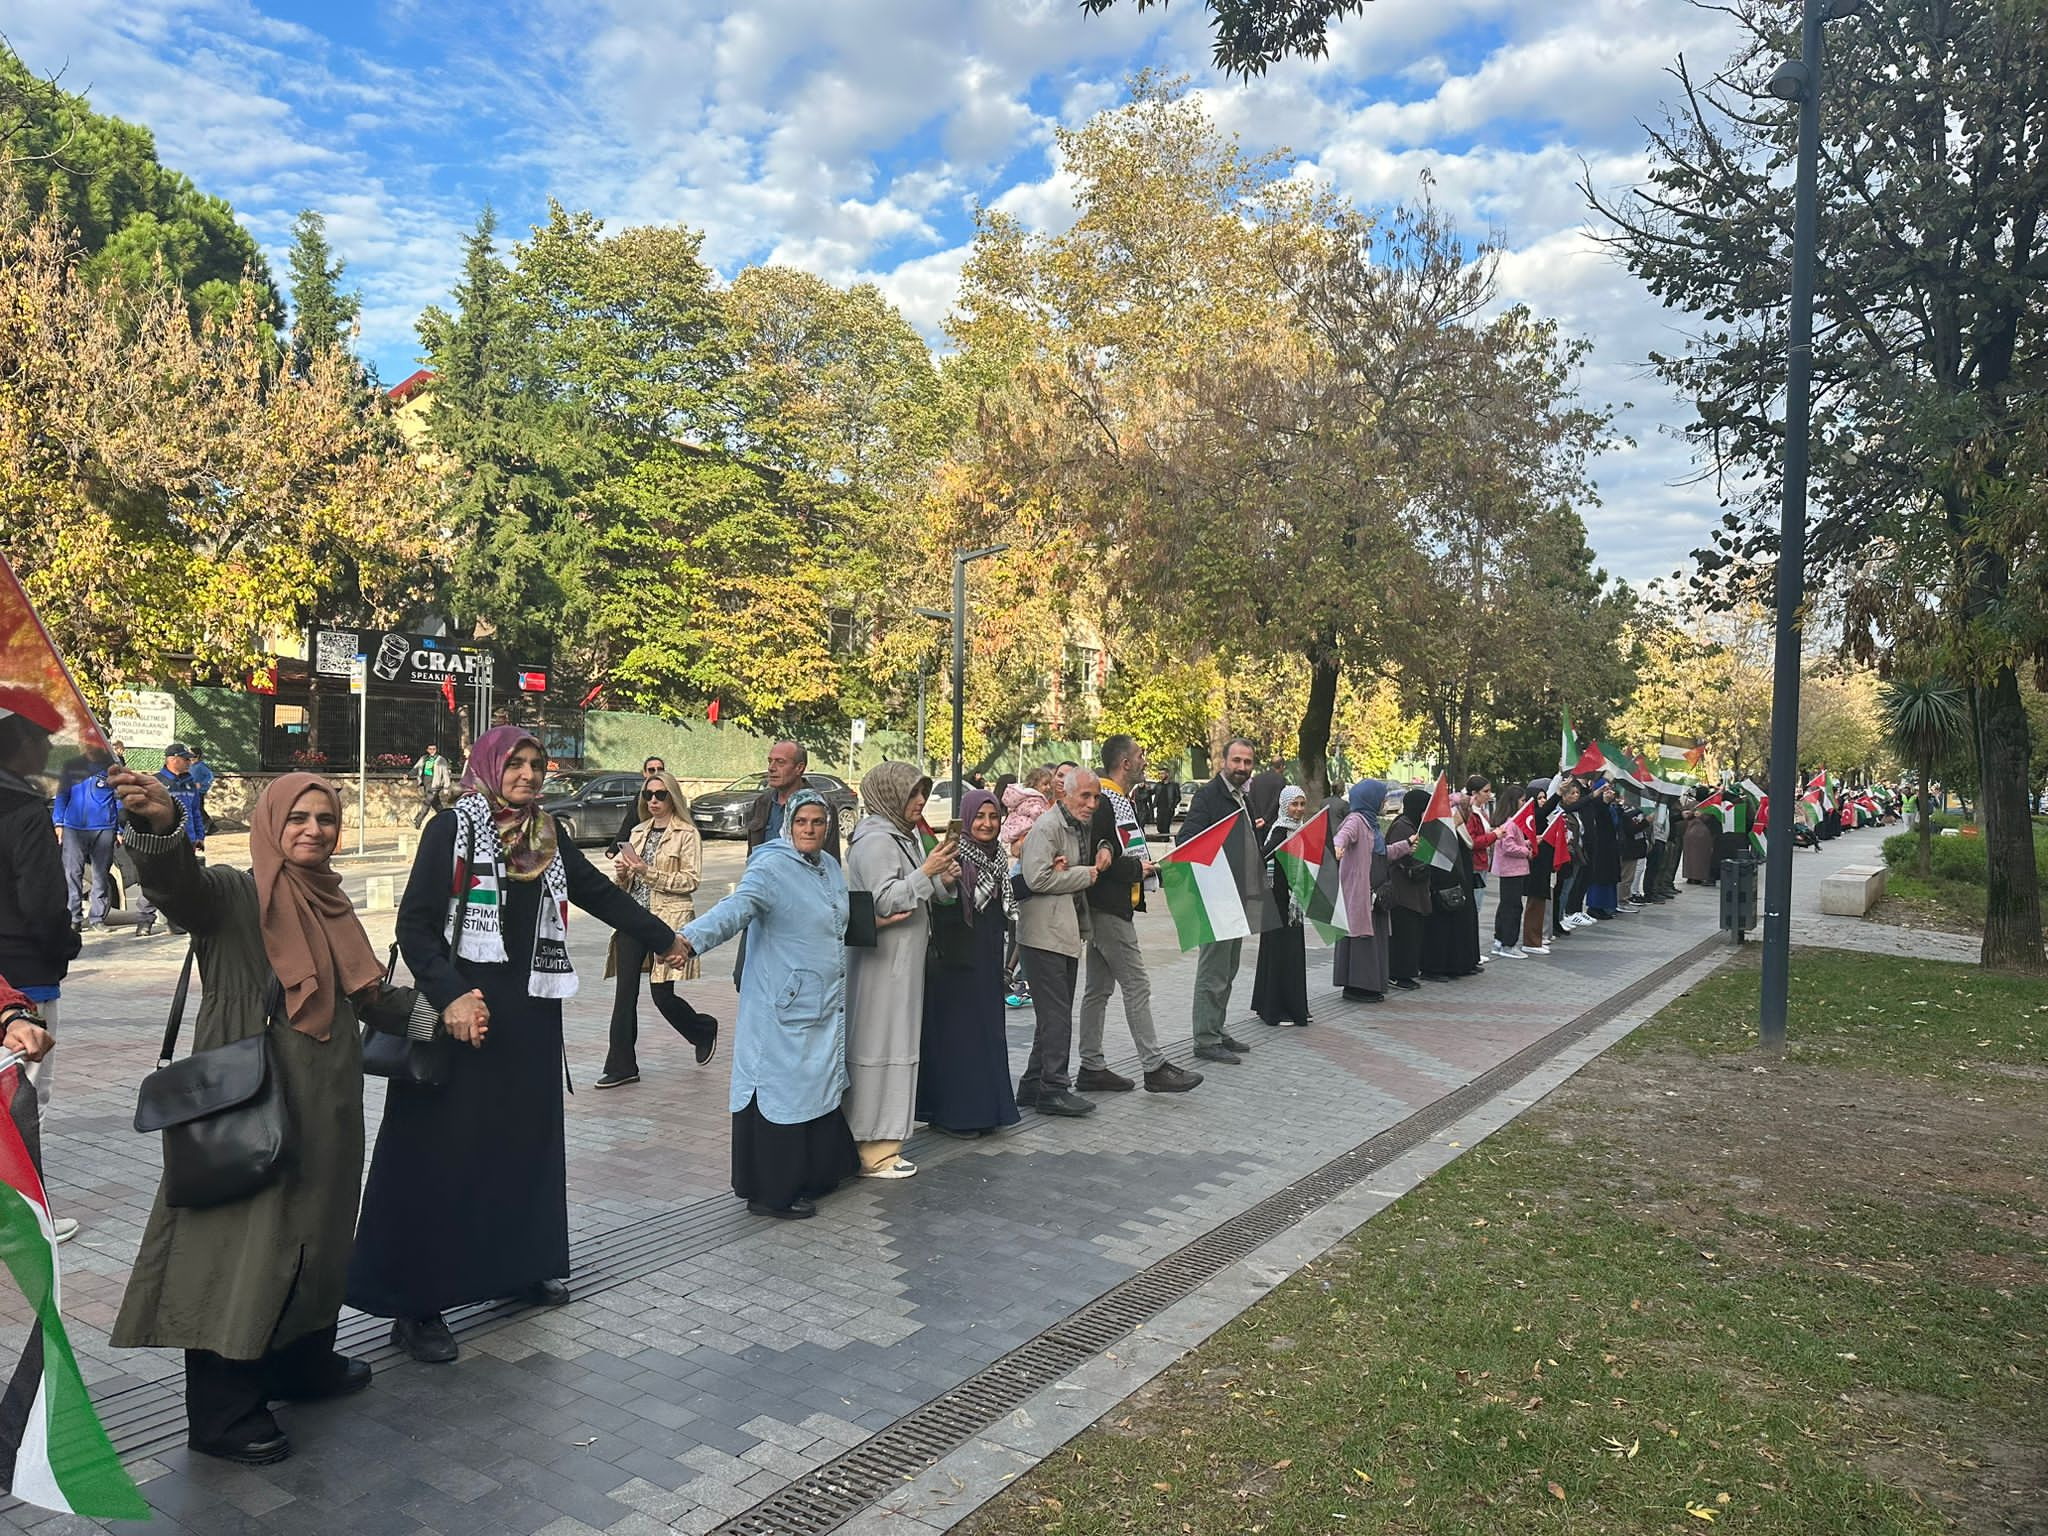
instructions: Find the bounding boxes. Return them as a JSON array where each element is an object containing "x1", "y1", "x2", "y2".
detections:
[
  {"x1": 1388, "y1": 906, "x2": 1425, "y2": 981},
  {"x1": 915, "y1": 914, "x2": 1021, "y2": 1134},
  {"x1": 1332, "y1": 923, "x2": 1389, "y2": 995},
  {"x1": 348, "y1": 974, "x2": 574, "y2": 1319},
  {"x1": 733, "y1": 1096, "x2": 858, "y2": 1211},
  {"x1": 1251, "y1": 921, "x2": 1311, "y2": 1026}
]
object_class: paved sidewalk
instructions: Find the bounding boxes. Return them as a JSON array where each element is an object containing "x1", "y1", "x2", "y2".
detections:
[{"x1": 1, "y1": 830, "x2": 1910, "y2": 1533}]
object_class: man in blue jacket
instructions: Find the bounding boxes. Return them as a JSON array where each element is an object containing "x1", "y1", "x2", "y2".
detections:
[
  {"x1": 52, "y1": 749, "x2": 121, "y2": 929},
  {"x1": 157, "y1": 744, "x2": 207, "y2": 852}
]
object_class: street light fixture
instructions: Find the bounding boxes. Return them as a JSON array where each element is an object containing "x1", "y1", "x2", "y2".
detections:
[
  {"x1": 924, "y1": 545, "x2": 1008, "y2": 825},
  {"x1": 1760, "y1": 0, "x2": 1843, "y2": 1052}
]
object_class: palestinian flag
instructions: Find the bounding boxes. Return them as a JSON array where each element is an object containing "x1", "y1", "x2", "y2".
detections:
[
  {"x1": 1799, "y1": 791, "x2": 1825, "y2": 826},
  {"x1": 1694, "y1": 789, "x2": 1728, "y2": 830},
  {"x1": 0, "y1": 1067, "x2": 146, "y2": 1519},
  {"x1": 1410, "y1": 773, "x2": 1458, "y2": 871},
  {"x1": 1273, "y1": 804, "x2": 1349, "y2": 943},
  {"x1": 1160, "y1": 811, "x2": 1253, "y2": 950},
  {"x1": 1539, "y1": 808, "x2": 1573, "y2": 868},
  {"x1": 1567, "y1": 737, "x2": 1636, "y2": 783},
  {"x1": 1657, "y1": 731, "x2": 1699, "y2": 765},
  {"x1": 1559, "y1": 706, "x2": 1580, "y2": 773}
]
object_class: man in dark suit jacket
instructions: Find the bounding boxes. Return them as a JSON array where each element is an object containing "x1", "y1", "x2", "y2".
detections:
[
  {"x1": 744, "y1": 739, "x2": 841, "y2": 862},
  {"x1": 1153, "y1": 773, "x2": 1179, "y2": 838},
  {"x1": 1176, "y1": 738, "x2": 1271, "y2": 1065}
]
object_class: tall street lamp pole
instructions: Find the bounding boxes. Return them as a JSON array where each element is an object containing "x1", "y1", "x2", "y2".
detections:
[
  {"x1": 1759, "y1": 0, "x2": 1831, "y2": 1051},
  {"x1": 917, "y1": 543, "x2": 1009, "y2": 825}
]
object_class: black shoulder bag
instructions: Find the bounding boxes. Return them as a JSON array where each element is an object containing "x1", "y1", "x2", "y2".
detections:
[
  {"x1": 133, "y1": 944, "x2": 295, "y2": 1210},
  {"x1": 360, "y1": 944, "x2": 451, "y2": 1090}
]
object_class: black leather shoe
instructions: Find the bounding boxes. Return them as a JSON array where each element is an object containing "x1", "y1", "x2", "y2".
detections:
[
  {"x1": 1194, "y1": 1044, "x2": 1242, "y2": 1064},
  {"x1": 191, "y1": 1428, "x2": 291, "y2": 1466},
  {"x1": 672, "y1": 1008, "x2": 719, "y2": 1065},
  {"x1": 1035, "y1": 1088, "x2": 1097, "y2": 1116},
  {"x1": 748, "y1": 1198, "x2": 816, "y2": 1220},
  {"x1": 519, "y1": 1279, "x2": 571, "y2": 1308},
  {"x1": 593, "y1": 1070, "x2": 639, "y2": 1089},
  {"x1": 1221, "y1": 1034, "x2": 1253, "y2": 1052},
  {"x1": 276, "y1": 1356, "x2": 371, "y2": 1403},
  {"x1": 391, "y1": 1314, "x2": 458, "y2": 1364},
  {"x1": 1075, "y1": 1066, "x2": 1135, "y2": 1092},
  {"x1": 1143, "y1": 1062, "x2": 1202, "y2": 1093},
  {"x1": 1392, "y1": 977, "x2": 1422, "y2": 990}
]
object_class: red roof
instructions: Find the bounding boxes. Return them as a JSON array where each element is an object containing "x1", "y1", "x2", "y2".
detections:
[{"x1": 386, "y1": 369, "x2": 436, "y2": 404}]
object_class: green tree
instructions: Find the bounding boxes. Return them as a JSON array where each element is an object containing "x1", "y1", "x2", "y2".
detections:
[
  {"x1": 1592, "y1": 0, "x2": 2046, "y2": 970},
  {"x1": 0, "y1": 42, "x2": 276, "y2": 322},
  {"x1": 1078, "y1": 0, "x2": 1372, "y2": 75},
  {"x1": 1880, "y1": 676, "x2": 1970, "y2": 878},
  {"x1": 417, "y1": 207, "x2": 588, "y2": 664},
  {"x1": 286, "y1": 209, "x2": 360, "y2": 379}
]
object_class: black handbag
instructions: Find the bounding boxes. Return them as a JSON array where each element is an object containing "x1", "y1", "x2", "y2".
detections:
[
  {"x1": 1434, "y1": 884, "x2": 1470, "y2": 914},
  {"x1": 360, "y1": 944, "x2": 451, "y2": 1090},
  {"x1": 844, "y1": 889, "x2": 879, "y2": 948},
  {"x1": 133, "y1": 945, "x2": 294, "y2": 1210}
]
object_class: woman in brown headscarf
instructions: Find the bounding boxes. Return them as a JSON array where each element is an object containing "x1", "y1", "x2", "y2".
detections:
[
  {"x1": 107, "y1": 768, "x2": 393, "y2": 1467},
  {"x1": 842, "y1": 761, "x2": 957, "y2": 1179}
]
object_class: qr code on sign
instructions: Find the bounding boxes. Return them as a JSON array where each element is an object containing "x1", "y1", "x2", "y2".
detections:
[{"x1": 315, "y1": 629, "x2": 360, "y2": 677}]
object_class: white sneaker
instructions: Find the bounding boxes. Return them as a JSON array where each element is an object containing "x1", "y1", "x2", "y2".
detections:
[
  {"x1": 1523, "y1": 943, "x2": 1551, "y2": 956},
  {"x1": 861, "y1": 1159, "x2": 918, "y2": 1180},
  {"x1": 51, "y1": 1217, "x2": 78, "y2": 1245},
  {"x1": 1490, "y1": 942, "x2": 1522, "y2": 958},
  {"x1": 1508, "y1": 945, "x2": 1530, "y2": 957}
]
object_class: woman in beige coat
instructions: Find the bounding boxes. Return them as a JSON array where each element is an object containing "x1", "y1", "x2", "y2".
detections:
[{"x1": 597, "y1": 767, "x2": 718, "y2": 1088}]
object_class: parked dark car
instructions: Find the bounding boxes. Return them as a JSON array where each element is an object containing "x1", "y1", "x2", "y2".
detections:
[
  {"x1": 540, "y1": 771, "x2": 648, "y2": 847},
  {"x1": 689, "y1": 772, "x2": 859, "y2": 841}
]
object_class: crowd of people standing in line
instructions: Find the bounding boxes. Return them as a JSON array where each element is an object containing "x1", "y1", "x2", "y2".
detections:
[{"x1": 0, "y1": 684, "x2": 1904, "y2": 1472}]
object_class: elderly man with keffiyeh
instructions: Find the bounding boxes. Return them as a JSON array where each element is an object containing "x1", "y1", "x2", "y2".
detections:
[{"x1": 348, "y1": 727, "x2": 687, "y2": 1367}]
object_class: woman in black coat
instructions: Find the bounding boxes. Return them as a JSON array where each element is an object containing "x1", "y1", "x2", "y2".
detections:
[
  {"x1": 349, "y1": 728, "x2": 682, "y2": 1365},
  {"x1": 1384, "y1": 788, "x2": 1435, "y2": 990}
]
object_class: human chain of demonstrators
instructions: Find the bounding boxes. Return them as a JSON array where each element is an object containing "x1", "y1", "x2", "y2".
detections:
[{"x1": 0, "y1": 552, "x2": 1909, "y2": 1506}]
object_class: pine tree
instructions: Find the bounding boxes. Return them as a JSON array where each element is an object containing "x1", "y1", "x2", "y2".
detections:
[{"x1": 286, "y1": 209, "x2": 360, "y2": 378}]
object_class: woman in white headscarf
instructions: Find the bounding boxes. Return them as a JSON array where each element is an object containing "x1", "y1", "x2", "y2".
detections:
[{"x1": 1251, "y1": 785, "x2": 1312, "y2": 1027}]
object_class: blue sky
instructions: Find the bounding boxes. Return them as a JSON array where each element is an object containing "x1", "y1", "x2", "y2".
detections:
[{"x1": 7, "y1": 0, "x2": 1749, "y2": 588}]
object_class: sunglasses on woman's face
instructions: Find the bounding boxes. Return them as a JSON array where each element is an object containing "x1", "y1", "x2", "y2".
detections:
[{"x1": 645, "y1": 788, "x2": 670, "y2": 802}]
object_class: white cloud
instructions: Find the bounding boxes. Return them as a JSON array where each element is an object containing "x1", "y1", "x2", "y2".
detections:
[{"x1": 3, "y1": 0, "x2": 1754, "y2": 584}]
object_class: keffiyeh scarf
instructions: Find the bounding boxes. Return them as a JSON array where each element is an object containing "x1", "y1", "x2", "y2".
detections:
[{"x1": 446, "y1": 793, "x2": 577, "y2": 999}]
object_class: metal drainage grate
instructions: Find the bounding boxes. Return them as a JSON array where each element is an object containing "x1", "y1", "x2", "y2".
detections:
[{"x1": 712, "y1": 933, "x2": 1726, "y2": 1536}]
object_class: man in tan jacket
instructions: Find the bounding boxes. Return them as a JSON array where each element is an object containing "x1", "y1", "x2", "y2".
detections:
[{"x1": 1015, "y1": 767, "x2": 1113, "y2": 1117}]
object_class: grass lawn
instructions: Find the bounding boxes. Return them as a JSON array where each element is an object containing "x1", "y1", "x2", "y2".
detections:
[
  {"x1": 1875, "y1": 818, "x2": 2048, "y2": 939},
  {"x1": 958, "y1": 948, "x2": 2048, "y2": 1536}
]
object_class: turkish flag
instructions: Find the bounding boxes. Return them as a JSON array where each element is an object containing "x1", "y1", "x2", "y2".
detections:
[
  {"x1": 1507, "y1": 795, "x2": 1541, "y2": 842},
  {"x1": 707, "y1": 699, "x2": 721, "y2": 725},
  {"x1": 440, "y1": 676, "x2": 457, "y2": 713},
  {"x1": 1539, "y1": 809, "x2": 1573, "y2": 868}
]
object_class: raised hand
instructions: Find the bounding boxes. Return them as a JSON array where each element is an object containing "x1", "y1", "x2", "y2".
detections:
[{"x1": 107, "y1": 767, "x2": 177, "y2": 832}]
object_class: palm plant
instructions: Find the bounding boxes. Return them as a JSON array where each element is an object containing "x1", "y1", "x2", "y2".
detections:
[{"x1": 1879, "y1": 677, "x2": 1970, "y2": 877}]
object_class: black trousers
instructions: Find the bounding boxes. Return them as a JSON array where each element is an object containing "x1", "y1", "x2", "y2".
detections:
[
  {"x1": 1493, "y1": 874, "x2": 1525, "y2": 947},
  {"x1": 1018, "y1": 947, "x2": 1078, "y2": 1095},
  {"x1": 605, "y1": 935, "x2": 711, "y2": 1077},
  {"x1": 185, "y1": 1323, "x2": 343, "y2": 1444}
]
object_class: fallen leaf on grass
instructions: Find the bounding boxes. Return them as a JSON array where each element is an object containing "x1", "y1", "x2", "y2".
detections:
[
  {"x1": 1549, "y1": 1482, "x2": 1566, "y2": 1501},
  {"x1": 1271, "y1": 1459, "x2": 1293, "y2": 1470},
  {"x1": 1686, "y1": 1503, "x2": 1718, "y2": 1521},
  {"x1": 1353, "y1": 1468, "x2": 1373, "y2": 1484}
]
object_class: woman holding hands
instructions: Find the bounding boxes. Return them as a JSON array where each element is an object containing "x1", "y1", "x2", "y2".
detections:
[
  {"x1": 670, "y1": 790, "x2": 858, "y2": 1218},
  {"x1": 348, "y1": 727, "x2": 688, "y2": 1365}
]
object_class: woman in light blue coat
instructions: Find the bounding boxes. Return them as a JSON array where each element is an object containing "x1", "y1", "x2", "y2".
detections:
[{"x1": 677, "y1": 790, "x2": 857, "y2": 1220}]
